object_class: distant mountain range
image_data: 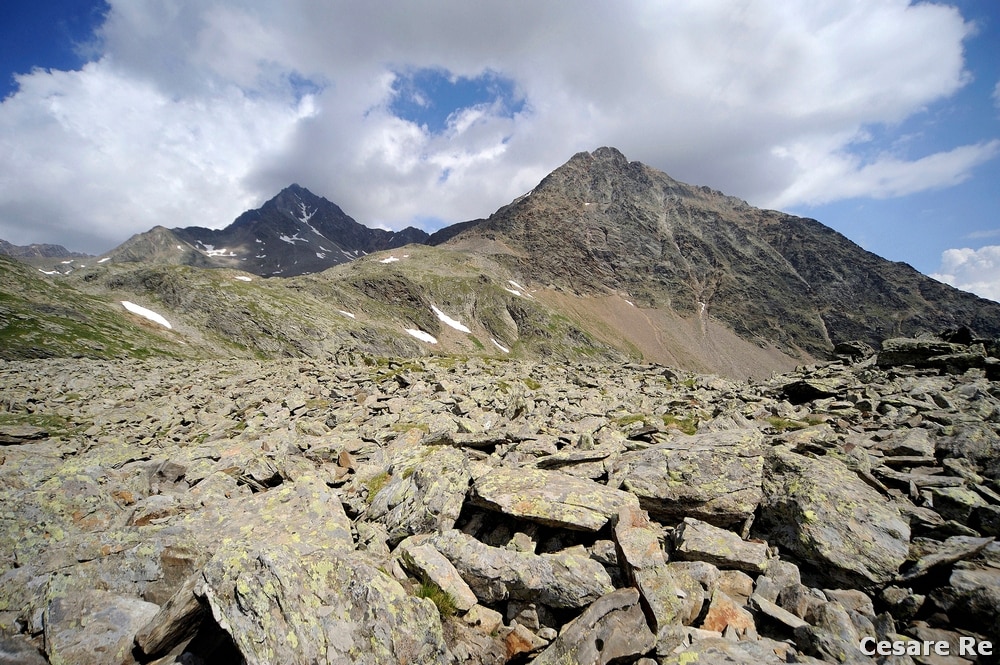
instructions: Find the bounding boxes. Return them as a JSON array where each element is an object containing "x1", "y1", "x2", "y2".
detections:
[
  {"x1": 3, "y1": 147, "x2": 999, "y2": 377},
  {"x1": 0, "y1": 239, "x2": 89, "y2": 259}
]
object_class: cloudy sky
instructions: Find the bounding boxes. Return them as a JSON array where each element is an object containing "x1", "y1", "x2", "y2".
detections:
[{"x1": 1, "y1": 1, "x2": 998, "y2": 300}]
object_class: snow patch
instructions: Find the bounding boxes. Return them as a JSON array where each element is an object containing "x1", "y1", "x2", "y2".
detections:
[
  {"x1": 97, "y1": 257, "x2": 110, "y2": 264},
  {"x1": 60, "y1": 260, "x2": 72, "y2": 265},
  {"x1": 297, "y1": 202, "x2": 315, "y2": 224},
  {"x1": 176, "y1": 245, "x2": 183, "y2": 250},
  {"x1": 491, "y1": 338, "x2": 510, "y2": 353},
  {"x1": 38, "y1": 269, "x2": 60, "y2": 275},
  {"x1": 698, "y1": 301, "x2": 706, "y2": 314},
  {"x1": 432, "y1": 305, "x2": 471, "y2": 333},
  {"x1": 121, "y1": 301, "x2": 172, "y2": 329},
  {"x1": 316, "y1": 252, "x2": 326, "y2": 259},
  {"x1": 337, "y1": 310, "x2": 356, "y2": 319},
  {"x1": 297, "y1": 203, "x2": 334, "y2": 241},
  {"x1": 405, "y1": 329, "x2": 438, "y2": 344},
  {"x1": 379, "y1": 256, "x2": 400, "y2": 264},
  {"x1": 624, "y1": 299, "x2": 634, "y2": 307},
  {"x1": 279, "y1": 234, "x2": 309, "y2": 245},
  {"x1": 506, "y1": 280, "x2": 534, "y2": 298},
  {"x1": 233, "y1": 275, "x2": 252, "y2": 282}
]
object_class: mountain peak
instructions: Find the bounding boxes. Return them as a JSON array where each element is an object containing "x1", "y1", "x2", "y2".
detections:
[
  {"x1": 442, "y1": 146, "x2": 1000, "y2": 358},
  {"x1": 589, "y1": 146, "x2": 630, "y2": 164},
  {"x1": 101, "y1": 184, "x2": 429, "y2": 277}
]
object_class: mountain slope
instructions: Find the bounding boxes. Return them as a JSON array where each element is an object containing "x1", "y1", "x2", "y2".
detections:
[
  {"x1": 5, "y1": 147, "x2": 998, "y2": 378},
  {"x1": 0, "y1": 255, "x2": 188, "y2": 360},
  {"x1": 441, "y1": 147, "x2": 1000, "y2": 357}
]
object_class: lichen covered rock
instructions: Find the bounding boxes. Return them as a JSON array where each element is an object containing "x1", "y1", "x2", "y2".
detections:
[{"x1": 758, "y1": 447, "x2": 910, "y2": 586}]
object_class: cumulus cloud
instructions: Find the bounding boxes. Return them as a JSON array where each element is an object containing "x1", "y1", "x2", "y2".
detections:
[
  {"x1": 0, "y1": 0, "x2": 995, "y2": 253},
  {"x1": 931, "y1": 246, "x2": 1000, "y2": 302}
]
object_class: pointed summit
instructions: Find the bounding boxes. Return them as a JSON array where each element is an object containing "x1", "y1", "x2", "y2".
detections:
[{"x1": 102, "y1": 185, "x2": 430, "y2": 277}]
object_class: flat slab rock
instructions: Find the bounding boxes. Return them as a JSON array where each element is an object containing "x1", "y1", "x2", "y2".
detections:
[
  {"x1": 0, "y1": 424, "x2": 48, "y2": 444},
  {"x1": 613, "y1": 429, "x2": 765, "y2": 528},
  {"x1": 469, "y1": 466, "x2": 637, "y2": 531},
  {"x1": 673, "y1": 517, "x2": 770, "y2": 574}
]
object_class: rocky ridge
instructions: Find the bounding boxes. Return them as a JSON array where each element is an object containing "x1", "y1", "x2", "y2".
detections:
[
  {"x1": 443, "y1": 148, "x2": 1000, "y2": 357},
  {"x1": 0, "y1": 240, "x2": 88, "y2": 260},
  {"x1": 1, "y1": 331, "x2": 999, "y2": 664}
]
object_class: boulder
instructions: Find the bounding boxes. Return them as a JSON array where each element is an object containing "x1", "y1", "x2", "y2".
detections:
[
  {"x1": 612, "y1": 505, "x2": 684, "y2": 631},
  {"x1": 659, "y1": 636, "x2": 793, "y2": 664},
  {"x1": 0, "y1": 634, "x2": 47, "y2": 665},
  {"x1": 469, "y1": 467, "x2": 635, "y2": 532},
  {"x1": 397, "y1": 537, "x2": 479, "y2": 613},
  {"x1": 366, "y1": 445, "x2": 471, "y2": 544},
  {"x1": 201, "y1": 542, "x2": 451, "y2": 665},
  {"x1": 531, "y1": 588, "x2": 655, "y2": 665},
  {"x1": 427, "y1": 529, "x2": 613, "y2": 608},
  {"x1": 612, "y1": 430, "x2": 765, "y2": 528},
  {"x1": 133, "y1": 572, "x2": 205, "y2": 659},
  {"x1": 699, "y1": 589, "x2": 755, "y2": 635},
  {"x1": 898, "y1": 536, "x2": 994, "y2": 582},
  {"x1": 673, "y1": 517, "x2": 770, "y2": 574},
  {"x1": 43, "y1": 589, "x2": 159, "y2": 665},
  {"x1": 758, "y1": 447, "x2": 910, "y2": 587},
  {"x1": 877, "y1": 337, "x2": 986, "y2": 373}
]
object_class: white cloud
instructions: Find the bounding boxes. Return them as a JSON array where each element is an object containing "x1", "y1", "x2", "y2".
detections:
[
  {"x1": 931, "y1": 246, "x2": 1000, "y2": 302},
  {"x1": 0, "y1": 57, "x2": 315, "y2": 251},
  {"x1": 768, "y1": 139, "x2": 1000, "y2": 208},
  {"x1": 0, "y1": 0, "x2": 994, "y2": 253}
]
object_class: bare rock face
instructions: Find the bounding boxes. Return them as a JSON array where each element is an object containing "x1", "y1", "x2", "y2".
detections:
[
  {"x1": 443, "y1": 148, "x2": 1000, "y2": 358},
  {"x1": 758, "y1": 446, "x2": 910, "y2": 587}
]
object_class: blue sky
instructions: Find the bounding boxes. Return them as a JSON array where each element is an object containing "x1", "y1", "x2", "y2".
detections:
[{"x1": 0, "y1": 1, "x2": 998, "y2": 300}]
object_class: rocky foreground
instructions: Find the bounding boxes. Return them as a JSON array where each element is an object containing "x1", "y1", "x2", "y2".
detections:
[{"x1": 1, "y1": 334, "x2": 999, "y2": 664}]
